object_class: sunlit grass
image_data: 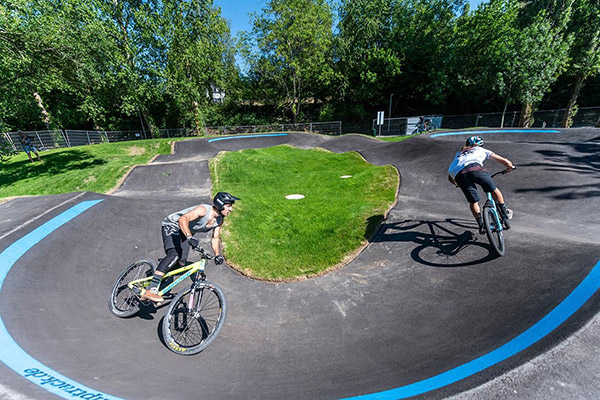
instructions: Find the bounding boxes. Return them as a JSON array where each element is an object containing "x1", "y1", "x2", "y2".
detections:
[
  {"x1": 0, "y1": 138, "x2": 185, "y2": 198},
  {"x1": 210, "y1": 145, "x2": 398, "y2": 280}
]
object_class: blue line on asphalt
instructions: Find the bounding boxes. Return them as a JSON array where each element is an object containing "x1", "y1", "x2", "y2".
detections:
[
  {"x1": 345, "y1": 259, "x2": 600, "y2": 400},
  {"x1": 0, "y1": 200, "x2": 124, "y2": 400},
  {"x1": 431, "y1": 129, "x2": 561, "y2": 138},
  {"x1": 208, "y1": 133, "x2": 288, "y2": 142}
]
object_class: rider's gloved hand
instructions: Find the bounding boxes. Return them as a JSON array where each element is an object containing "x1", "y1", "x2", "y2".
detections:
[
  {"x1": 214, "y1": 255, "x2": 224, "y2": 265},
  {"x1": 187, "y1": 237, "x2": 199, "y2": 248}
]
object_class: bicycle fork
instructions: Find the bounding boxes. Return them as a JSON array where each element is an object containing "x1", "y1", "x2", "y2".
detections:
[
  {"x1": 187, "y1": 284, "x2": 205, "y2": 315},
  {"x1": 484, "y1": 195, "x2": 503, "y2": 232}
]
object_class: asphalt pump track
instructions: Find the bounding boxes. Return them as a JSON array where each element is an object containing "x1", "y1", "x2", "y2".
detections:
[{"x1": 1, "y1": 129, "x2": 599, "y2": 399}]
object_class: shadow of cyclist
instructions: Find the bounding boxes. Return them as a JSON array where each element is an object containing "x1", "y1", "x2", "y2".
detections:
[{"x1": 373, "y1": 218, "x2": 499, "y2": 267}]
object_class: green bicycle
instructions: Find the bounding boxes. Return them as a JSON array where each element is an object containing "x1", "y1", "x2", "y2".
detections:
[{"x1": 108, "y1": 246, "x2": 227, "y2": 355}]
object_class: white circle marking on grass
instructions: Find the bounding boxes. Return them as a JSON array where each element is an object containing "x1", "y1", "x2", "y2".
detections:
[{"x1": 285, "y1": 194, "x2": 305, "y2": 200}]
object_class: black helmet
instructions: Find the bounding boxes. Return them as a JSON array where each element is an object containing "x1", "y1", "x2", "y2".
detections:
[{"x1": 213, "y1": 192, "x2": 240, "y2": 211}]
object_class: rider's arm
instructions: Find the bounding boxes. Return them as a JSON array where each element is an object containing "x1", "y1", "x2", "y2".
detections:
[
  {"x1": 490, "y1": 153, "x2": 515, "y2": 172},
  {"x1": 211, "y1": 226, "x2": 222, "y2": 256},
  {"x1": 448, "y1": 174, "x2": 457, "y2": 186},
  {"x1": 178, "y1": 205, "x2": 208, "y2": 239}
]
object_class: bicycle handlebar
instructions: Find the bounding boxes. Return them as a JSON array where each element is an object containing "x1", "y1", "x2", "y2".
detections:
[
  {"x1": 491, "y1": 166, "x2": 517, "y2": 178},
  {"x1": 191, "y1": 245, "x2": 213, "y2": 260}
]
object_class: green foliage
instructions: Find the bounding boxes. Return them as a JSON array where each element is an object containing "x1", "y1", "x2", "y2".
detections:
[
  {"x1": 209, "y1": 145, "x2": 398, "y2": 280},
  {"x1": 239, "y1": 0, "x2": 334, "y2": 123},
  {"x1": 0, "y1": 138, "x2": 18, "y2": 162},
  {"x1": 0, "y1": 0, "x2": 233, "y2": 132},
  {"x1": 0, "y1": 0, "x2": 595, "y2": 129}
]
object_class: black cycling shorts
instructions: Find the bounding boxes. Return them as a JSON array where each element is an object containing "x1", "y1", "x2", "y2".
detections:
[
  {"x1": 162, "y1": 227, "x2": 191, "y2": 265},
  {"x1": 455, "y1": 170, "x2": 496, "y2": 203}
]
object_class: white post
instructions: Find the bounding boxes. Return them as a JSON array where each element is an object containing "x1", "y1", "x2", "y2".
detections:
[{"x1": 35, "y1": 131, "x2": 45, "y2": 148}]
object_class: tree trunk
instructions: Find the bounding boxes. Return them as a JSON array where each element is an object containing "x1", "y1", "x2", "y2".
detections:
[
  {"x1": 500, "y1": 100, "x2": 509, "y2": 128},
  {"x1": 33, "y1": 92, "x2": 51, "y2": 130},
  {"x1": 519, "y1": 102, "x2": 533, "y2": 127},
  {"x1": 192, "y1": 101, "x2": 204, "y2": 135},
  {"x1": 561, "y1": 72, "x2": 586, "y2": 128}
]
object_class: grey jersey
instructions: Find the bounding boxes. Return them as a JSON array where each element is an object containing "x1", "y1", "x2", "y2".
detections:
[{"x1": 162, "y1": 204, "x2": 222, "y2": 236}]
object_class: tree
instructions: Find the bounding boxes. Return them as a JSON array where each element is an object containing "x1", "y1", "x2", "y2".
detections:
[
  {"x1": 513, "y1": 0, "x2": 574, "y2": 126},
  {"x1": 162, "y1": 0, "x2": 234, "y2": 132},
  {"x1": 453, "y1": 0, "x2": 521, "y2": 119},
  {"x1": 334, "y1": 0, "x2": 400, "y2": 118},
  {"x1": 240, "y1": 0, "x2": 334, "y2": 123},
  {"x1": 560, "y1": 0, "x2": 600, "y2": 127},
  {"x1": 390, "y1": 0, "x2": 465, "y2": 113}
]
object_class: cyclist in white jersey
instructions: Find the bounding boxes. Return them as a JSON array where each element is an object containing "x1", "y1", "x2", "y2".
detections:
[
  {"x1": 141, "y1": 192, "x2": 240, "y2": 303},
  {"x1": 448, "y1": 136, "x2": 515, "y2": 234}
]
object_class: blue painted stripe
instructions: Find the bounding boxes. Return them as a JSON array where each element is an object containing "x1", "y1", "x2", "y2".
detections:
[
  {"x1": 345, "y1": 259, "x2": 600, "y2": 400},
  {"x1": 431, "y1": 129, "x2": 561, "y2": 138},
  {"x1": 0, "y1": 200, "x2": 124, "y2": 400},
  {"x1": 208, "y1": 133, "x2": 288, "y2": 142}
]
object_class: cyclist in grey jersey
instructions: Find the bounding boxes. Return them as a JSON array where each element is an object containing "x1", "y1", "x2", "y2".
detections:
[
  {"x1": 162, "y1": 205, "x2": 223, "y2": 236},
  {"x1": 141, "y1": 192, "x2": 240, "y2": 303}
]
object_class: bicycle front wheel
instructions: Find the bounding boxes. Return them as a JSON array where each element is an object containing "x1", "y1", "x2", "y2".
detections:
[
  {"x1": 108, "y1": 260, "x2": 155, "y2": 318},
  {"x1": 162, "y1": 282, "x2": 227, "y2": 355},
  {"x1": 483, "y1": 206, "x2": 505, "y2": 256}
]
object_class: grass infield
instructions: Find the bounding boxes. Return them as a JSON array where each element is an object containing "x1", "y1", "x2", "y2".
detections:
[{"x1": 210, "y1": 145, "x2": 398, "y2": 281}]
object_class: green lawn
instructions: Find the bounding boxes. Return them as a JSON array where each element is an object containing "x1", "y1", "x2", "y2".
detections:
[
  {"x1": 0, "y1": 139, "x2": 184, "y2": 198},
  {"x1": 210, "y1": 145, "x2": 398, "y2": 281}
]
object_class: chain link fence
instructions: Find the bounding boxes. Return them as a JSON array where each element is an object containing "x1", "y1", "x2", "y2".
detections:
[
  {"x1": 2, "y1": 121, "x2": 342, "y2": 153},
  {"x1": 369, "y1": 106, "x2": 600, "y2": 136}
]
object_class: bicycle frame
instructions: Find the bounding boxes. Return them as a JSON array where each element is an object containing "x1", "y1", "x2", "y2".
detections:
[
  {"x1": 127, "y1": 258, "x2": 206, "y2": 297},
  {"x1": 483, "y1": 192, "x2": 503, "y2": 233}
]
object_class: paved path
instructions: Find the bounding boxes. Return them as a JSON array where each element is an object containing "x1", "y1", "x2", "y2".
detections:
[{"x1": 1, "y1": 129, "x2": 599, "y2": 400}]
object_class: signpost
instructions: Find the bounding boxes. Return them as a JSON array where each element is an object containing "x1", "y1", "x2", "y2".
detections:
[{"x1": 377, "y1": 111, "x2": 384, "y2": 136}]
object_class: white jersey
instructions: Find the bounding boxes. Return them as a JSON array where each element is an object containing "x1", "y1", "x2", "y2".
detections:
[{"x1": 448, "y1": 147, "x2": 494, "y2": 179}]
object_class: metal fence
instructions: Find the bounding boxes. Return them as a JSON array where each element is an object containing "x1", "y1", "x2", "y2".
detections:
[
  {"x1": 371, "y1": 106, "x2": 600, "y2": 136},
  {"x1": 2, "y1": 121, "x2": 342, "y2": 153},
  {"x1": 204, "y1": 121, "x2": 341, "y2": 136}
]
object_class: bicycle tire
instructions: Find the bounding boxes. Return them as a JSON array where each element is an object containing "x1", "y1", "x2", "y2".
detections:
[
  {"x1": 162, "y1": 282, "x2": 227, "y2": 355},
  {"x1": 483, "y1": 206, "x2": 505, "y2": 256},
  {"x1": 108, "y1": 260, "x2": 155, "y2": 318},
  {"x1": 427, "y1": 122, "x2": 437, "y2": 132}
]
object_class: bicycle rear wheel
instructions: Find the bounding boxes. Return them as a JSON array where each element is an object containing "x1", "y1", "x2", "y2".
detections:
[
  {"x1": 162, "y1": 282, "x2": 227, "y2": 355},
  {"x1": 426, "y1": 122, "x2": 437, "y2": 132},
  {"x1": 483, "y1": 206, "x2": 505, "y2": 256},
  {"x1": 108, "y1": 260, "x2": 155, "y2": 318}
]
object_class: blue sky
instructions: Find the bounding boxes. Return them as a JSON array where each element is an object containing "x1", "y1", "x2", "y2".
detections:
[{"x1": 213, "y1": 0, "x2": 487, "y2": 38}]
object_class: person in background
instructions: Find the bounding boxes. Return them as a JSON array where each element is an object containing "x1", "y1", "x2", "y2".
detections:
[{"x1": 18, "y1": 130, "x2": 42, "y2": 163}]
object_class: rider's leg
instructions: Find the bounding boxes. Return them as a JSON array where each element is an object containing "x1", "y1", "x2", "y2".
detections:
[
  {"x1": 469, "y1": 202, "x2": 480, "y2": 218},
  {"x1": 491, "y1": 188, "x2": 512, "y2": 220},
  {"x1": 456, "y1": 172, "x2": 485, "y2": 233},
  {"x1": 142, "y1": 249, "x2": 178, "y2": 303},
  {"x1": 474, "y1": 171, "x2": 513, "y2": 220},
  {"x1": 470, "y1": 202, "x2": 485, "y2": 234},
  {"x1": 142, "y1": 229, "x2": 183, "y2": 302},
  {"x1": 491, "y1": 188, "x2": 505, "y2": 204}
]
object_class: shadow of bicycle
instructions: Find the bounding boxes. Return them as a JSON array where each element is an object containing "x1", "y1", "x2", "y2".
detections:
[{"x1": 374, "y1": 218, "x2": 499, "y2": 267}]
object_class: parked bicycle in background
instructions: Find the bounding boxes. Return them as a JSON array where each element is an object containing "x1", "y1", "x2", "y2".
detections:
[{"x1": 413, "y1": 116, "x2": 437, "y2": 134}]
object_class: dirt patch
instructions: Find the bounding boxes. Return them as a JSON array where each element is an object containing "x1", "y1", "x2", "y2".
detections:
[
  {"x1": 84, "y1": 175, "x2": 97, "y2": 184},
  {"x1": 128, "y1": 146, "x2": 146, "y2": 156}
]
